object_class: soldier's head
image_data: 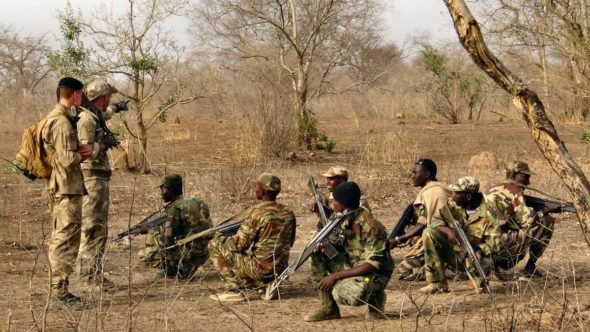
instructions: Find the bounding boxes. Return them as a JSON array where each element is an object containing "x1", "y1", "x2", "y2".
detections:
[
  {"x1": 412, "y1": 159, "x2": 437, "y2": 187},
  {"x1": 159, "y1": 174, "x2": 183, "y2": 202},
  {"x1": 331, "y1": 181, "x2": 361, "y2": 213},
  {"x1": 322, "y1": 166, "x2": 348, "y2": 192},
  {"x1": 85, "y1": 80, "x2": 118, "y2": 111},
  {"x1": 56, "y1": 77, "x2": 84, "y2": 108},
  {"x1": 255, "y1": 173, "x2": 281, "y2": 201},
  {"x1": 506, "y1": 161, "x2": 534, "y2": 186},
  {"x1": 448, "y1": 176, "x2": 480, "y2": 208}
]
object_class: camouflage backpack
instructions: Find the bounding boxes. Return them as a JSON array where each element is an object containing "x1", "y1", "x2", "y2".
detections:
[{"x1": 14, "y1": 116, "x2": 57, "y2": 180}]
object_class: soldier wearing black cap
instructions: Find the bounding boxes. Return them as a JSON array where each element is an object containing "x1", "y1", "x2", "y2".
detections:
[
  {"x1": 41, "y1": 77, "x2": 93, "y2": 306},
  {"x1": 138, "y1": 174, "x2": 213, "y2": 279},
  {"x1": 305, "y1": 182, "x2": 393, "y2": 322}
]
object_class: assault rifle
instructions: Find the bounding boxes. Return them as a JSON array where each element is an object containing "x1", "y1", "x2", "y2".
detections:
[
  {"x1": 445, "y1": 206, "x2": 493, "y2": 295},
  {"x1": 387, "y1": 203, "x2": 417, "y2": 245},
  {"x1": 163, "y1": 216, "x2": 246, "y2": 251},
  {"x1": 523, "y1": 195, "x2": 576, "y2": 214},
  {"x1": 0, "y1": 157, "x2": 37, "y2": 181},
  {"x1": 308, "y1": 176, "x2": 340, "y2": 259},
  {"x1": 81, "y1": 94, "x2": 121, "y2": 151},
  {"x1": 264, "y1": 210, "x2": 352, "y2": 300},
  {"x1": 110, "y1": 203, "x2": 170, "y2": 242}
]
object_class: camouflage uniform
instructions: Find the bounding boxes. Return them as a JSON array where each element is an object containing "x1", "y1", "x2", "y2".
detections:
[
  {"x1": 139, "y1": 195, "x2": 212, "y2": 278},
  {"x1": 42, "y1": 103, "x2": 86, "y2": 295},
  {"x1": 77, "y1": 80, "x2": 119, "y2": 283},
  {"x1": 486, "y1": 180, "x2": 554, "y2": 269},
  {"x1": 424, "y1": 177, "x2": 502, "y2": 289},
  {"x1": 397, "y1": 181, "x2": 450, "y2": 281},
  {"x1": 209, "y1": 199, "x2": 296, "y2": 289},
  {"x1": 310, "y1": 207, "x2": 394, "y2": 307}
]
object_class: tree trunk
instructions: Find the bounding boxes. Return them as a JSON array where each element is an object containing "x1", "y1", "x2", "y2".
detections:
[{"x1": 443, "y1": 0, "x2": 590, "y2": 248}]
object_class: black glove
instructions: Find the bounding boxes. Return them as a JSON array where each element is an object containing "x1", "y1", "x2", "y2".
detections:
[
  {"x1": 103, "y1": 134, "x2": 120, "y2": 150},
  {"x1": 113, "y1": 100, "x2": 130, "y2": 112}
]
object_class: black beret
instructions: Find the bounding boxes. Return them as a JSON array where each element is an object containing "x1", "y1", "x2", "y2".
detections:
[
  {"x1": 332, "y1": 182, "x2": 361, "y2": 210},
  {"x1": 57, "y1": 77, "x2": 83, "y2": 90}
]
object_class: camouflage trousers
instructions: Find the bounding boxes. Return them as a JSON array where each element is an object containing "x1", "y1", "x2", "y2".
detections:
[
  {"x1": 208, "y1": 236, "x2": 268, "y2": 289},
  {"x1": 396, "y1": 255, "x2": 425, "y2": 281},
  {"x1": 48, "y1": 195, "x2": 82, "y2": 290},
  {"x1": 78, "y1": 178, "x2": 109, "y2": 281},
  {"x1": 423, "y1": 227, "x2": 491, "y2": 288},
  {"x1": 138, "y1": 231, "x2": 209, "y2": 279},
  {"x1": 310, "y1": 253, "x2": 391, "y2": 307},
  {"x1": 496, "y1": 215, "x2": 554, "y2": 269}
]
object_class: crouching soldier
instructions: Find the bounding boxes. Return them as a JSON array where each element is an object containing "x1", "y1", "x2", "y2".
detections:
[
  {"x1": 420, "y1": 176, "x2": 502, "y2": 294},
  {"x1": 139, "y1": 174, "x2": 212, "y2": 279},
  {"x1": 305, "y1": 182, "x2": 394, "y2": 322},
  {"x1": 208, "y1": 173, "x2": 296, "y2": 302}
]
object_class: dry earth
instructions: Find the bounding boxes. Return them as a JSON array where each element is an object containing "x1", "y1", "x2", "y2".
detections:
[{"x1": 1, "y1": 114, "x2": 590, "y2": 331}]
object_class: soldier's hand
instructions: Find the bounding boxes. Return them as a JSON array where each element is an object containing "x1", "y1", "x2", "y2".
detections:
[
  {"x1": 114, "y1": 100, "x2": 130, "y2": 112},
  {"x1": 469, "y1": 249, "x2": 483, "y2": 266},
  {"x1": 314, "y1": 242, "x2": 325, "y2": 254},
  {"x1": 318, "y1": 274, "x2": 340, "y2": 291},
  {"x1": 78, "y1": 144, "x2": 93, "y2": 161},
  {"x1": 138, "y1": 223, "x2": 150, "y2": 235},
  {"x1": 438, "y1": 226, "x2": 459, "y2": 245},
  {"x1": 388, "y1": 238, "x2": 398, "y2": 250},
  {"x1": 309, "y1": 202, "x2": 318, "y2": 213}
]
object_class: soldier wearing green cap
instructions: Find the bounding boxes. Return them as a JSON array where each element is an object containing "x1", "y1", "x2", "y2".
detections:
[
  {"x1": 305, "y1": 182, "x2": 393, "y2": 322},
  {"x1": 208, "y1": 173, "x2": 296, "y2": 302},
  {"x1": 76, "y1": 80, "x2": 128, "y2": 292},
  {"x1": 138, "y1": 174, "x2": 213, "y2": 279},
  {"x1": 420, "y1": 176, "x2": 502, "y2": 294},
  {"x1": 486, "y1": 161, "x2": 559, "y2": 279}
]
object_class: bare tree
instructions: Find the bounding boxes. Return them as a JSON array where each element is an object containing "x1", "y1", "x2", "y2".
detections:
[
  {"x1": 192, "y1": 0, "x2": 386, "y2": 147},
  {"x1": 56, "y1": 0, "x2": 210, "y2": 173},
  {"x1": 0, "y1": 25, "x2": 50, "y2": 96},
  {"x1": 481, "y1": 0, "x2": 590, "y2": 120},
  {"x1": 443, "y1": 0, "x2": 590, "y2": 246}
]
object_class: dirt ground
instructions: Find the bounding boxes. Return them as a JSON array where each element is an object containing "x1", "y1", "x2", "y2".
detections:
[{"x1": 1, "y1": 114, "x2": 590, "y2": 331}]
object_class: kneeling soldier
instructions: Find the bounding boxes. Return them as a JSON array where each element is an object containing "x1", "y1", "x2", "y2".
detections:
[
  {"x1": 208, "y1": 173, "x2": 296, "y2": 302},
  {"x1": 420, "y1": 176, "x2": 501, "y2": 294},
  {"x1": 305, "y1": 182, "x2": 393, "y2": 322},
  {"x1": 139, "y1": 174, "x2": 212, "y2": 279}
]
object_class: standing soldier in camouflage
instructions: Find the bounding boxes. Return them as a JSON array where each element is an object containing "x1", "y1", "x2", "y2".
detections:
[
  {"x1": 138, "y1": 174, "x2": 212, "y2": 279},
  {"x1": 309, "y1": 166, "x2": 370, "y2": 222},
  {"x1": 486, "y1": 161, "x2": 559, "y2": 279},
  {"x1": 420, "y1": 177, "x2": 502, "y2": 294},
  {"x1": 77, "y1": 80, "x2": 127, "y2": 291},
  {"x1": 208, "y1": 173, "x2": 296, "y2": 302},
  {"x1": 42, "y1": 77, "x2": 93, "y2": 305},
  {"x1": 389, "y1": 159, "x2": 450, "y2": 281},
  {"x1": 305, "y1": 182, "x2": 393, "y2": 322}
]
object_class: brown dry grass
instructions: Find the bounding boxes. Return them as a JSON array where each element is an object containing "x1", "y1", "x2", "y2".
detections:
[{"x1": 1, "y1": 101, "x2": 590, "y2": 331}]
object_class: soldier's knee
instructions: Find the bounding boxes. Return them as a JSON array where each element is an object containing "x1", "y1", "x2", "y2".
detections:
[{"x1": 422, "y1": 227, "x2": 439, "y2": 241}]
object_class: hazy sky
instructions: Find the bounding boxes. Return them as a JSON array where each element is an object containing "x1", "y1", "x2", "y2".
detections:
[{"x1": 0, "y1": 0, "x2": 458, "y2": 47}]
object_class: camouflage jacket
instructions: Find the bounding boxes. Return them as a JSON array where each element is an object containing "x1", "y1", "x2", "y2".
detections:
[
  {"x1": 41, "y1": 104, "x2": 85, "y2": 196},
  {"x1": 335, "y1": 206, "x2": 394, "y2": 275},
  {"x1": 151, "y1": 195, "x2": 212, "y2": 255},
  {"x1": 431, "y1": 197, "x2": 502, "y2": 257},
  {"x1": 486, "y1": 181, "x2": 535, "y2": 232},
  {"x1": 77, "y1": 107, "x2": 111, "y2": 178},
  {"x1": 220, "y1": 201, "x2": 296, "y2": 275}
]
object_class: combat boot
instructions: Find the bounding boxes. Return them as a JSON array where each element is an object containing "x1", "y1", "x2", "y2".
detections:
[
  {"x1": 81, "y1": 277, "x2": 117, "y2": 293},
  {"x1": 365, "y1": 290, "x2": 386, "y2": 320},
  {"x1": 50, "y1": 280, "x2": 84, "y2": 310},
  {"x1": 303, "y1": 291, "x2": 341, "y2": 322},
  {"x1": 419, "y1": 281, "x2": 449, "y2": 294}
]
